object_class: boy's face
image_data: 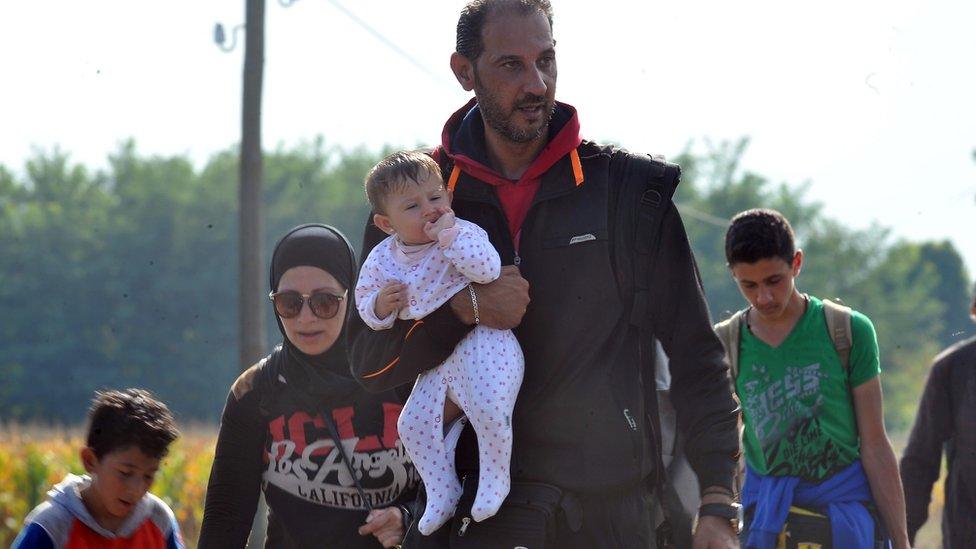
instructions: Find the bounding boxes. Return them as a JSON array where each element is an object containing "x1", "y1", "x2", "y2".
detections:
[
  {"x1": 729, "y1": 251, "x2": 803, "y2": 322},
  {"x1": 81, "y1": 445, "x2": 160, "y2": 525},
  {"x1": 373, "y1": 172, "x2": 452, "y2": 246}
]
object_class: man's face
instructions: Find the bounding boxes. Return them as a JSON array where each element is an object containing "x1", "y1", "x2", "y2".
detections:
[
  {"x1": 729, "y1": 253, "x2": 802, "y2": 322},
  {"x1": 471, "y1": 9, "x2": 557, "y2": 144}
]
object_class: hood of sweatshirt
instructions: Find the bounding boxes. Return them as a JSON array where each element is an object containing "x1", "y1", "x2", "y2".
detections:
[
  {"x1": 438, "y1": 98, "x2": 584, "y2": 245},
  {"x1": 47, "y1": 473, "x2": 156, "y2": 538},
  {"x1": 439, "y1": 97, "x2": 582, "y2": 186}
]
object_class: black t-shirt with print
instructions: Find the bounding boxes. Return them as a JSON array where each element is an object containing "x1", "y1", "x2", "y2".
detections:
[{"x1": 200, "y1": 352, "x2": 419, "y2": 549}]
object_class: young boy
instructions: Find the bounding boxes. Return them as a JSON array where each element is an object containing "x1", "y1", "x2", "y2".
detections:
[
  {"x1": 355, "y1": 150, "x2": 523, "y2": 534},
  {"x1": 13, "y1": 389, "x2": 184, "y2": 548},
  {"x1": 716, "y1": 209, "x2": 909, "y2": 549}
]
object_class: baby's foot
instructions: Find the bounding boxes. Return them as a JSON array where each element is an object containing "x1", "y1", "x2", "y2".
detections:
[
  {"x1": 470, "y1": 475, "x2": 510, "y2": 523},
  {"x1": 417, "y1": 479, "x2": 463, "y2": 535}
]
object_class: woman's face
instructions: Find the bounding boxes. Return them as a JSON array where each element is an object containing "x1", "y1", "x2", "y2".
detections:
[{"x1": 276, "y1": 266, "x2": 347, "y2": 356}]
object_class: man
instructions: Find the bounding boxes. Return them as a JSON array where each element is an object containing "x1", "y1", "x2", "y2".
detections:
[
  {"x1": 348, "y1": 1, "x2": 740, "y2": 547},
  {"x1": 900, "y1": 283, "x2": 976, "y2": 548},
  {"x1": 716, "y1": 208, "x2": 909, "y2": 549}
]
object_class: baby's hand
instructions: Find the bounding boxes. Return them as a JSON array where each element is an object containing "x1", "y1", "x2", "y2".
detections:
[
  {"x1": 375, "y1": 282, "x2": 407, "y2": 319},
  {"x1": 423, "y1": 207, "x2": 456, "y2": 241}
]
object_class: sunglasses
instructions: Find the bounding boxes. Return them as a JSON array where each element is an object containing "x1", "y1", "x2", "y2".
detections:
[{"x1": 269, "y1": 290, "x2": 346, "y2": 320}]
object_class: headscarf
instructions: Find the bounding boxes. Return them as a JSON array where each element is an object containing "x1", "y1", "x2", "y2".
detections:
[{"x1": 269, "y1": 223, "x2": 361, "y2": 405}]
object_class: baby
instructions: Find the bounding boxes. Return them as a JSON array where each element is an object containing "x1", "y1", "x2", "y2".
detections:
[{"x1": 356, "y1": 150, "x2": 524, "y2": 535}]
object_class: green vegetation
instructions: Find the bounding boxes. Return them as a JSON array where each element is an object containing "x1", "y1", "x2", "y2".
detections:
[{"x1": 0, "y1": 138, "x2": 970, "y2": 433}]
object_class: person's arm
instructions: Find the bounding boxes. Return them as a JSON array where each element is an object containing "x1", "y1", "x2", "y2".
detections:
[
  {"x1": 11, "y1": 523, "x2": 55, "y2": 549},
  {"x1": 166, "y1": 512, "x2": 186, "y2": 549},
  {"x1": 899, "y1": 356, "x2": 953, "y2": 546},
  {"x1": 198, "y1": 369, "x2": 267, "y2": 549},
  {"x1": 853, "y1": 377, "x2": 910, "y2": 549},
  {"x1": 649, "y1": 204, "x2": 740, "y2": 497},
  {"x1": 439, "y1": 219, "x2": 501, "y2": 285},
  {"x1": 354, "y1": 249, "x2": 399, "y2": 331},
  {"x1": 349, "y1": 218, "x2": 528, "y2": 391}
]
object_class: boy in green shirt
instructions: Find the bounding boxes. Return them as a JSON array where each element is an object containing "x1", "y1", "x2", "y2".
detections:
[{"x1": 719, "y1": 208, "x2": 909, "y2": 549}]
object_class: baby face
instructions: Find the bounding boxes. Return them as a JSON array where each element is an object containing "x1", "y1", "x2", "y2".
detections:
[{"x1": 375, "y1": 173, "x2": 452, "y2": 245}]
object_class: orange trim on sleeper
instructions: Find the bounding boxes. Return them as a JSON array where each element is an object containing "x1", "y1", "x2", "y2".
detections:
[
  {"x1": 405, "y1": 320, "x2": 424, "y2": 339},
  {"x1": 363, "y1": 357, "x2": 398, "y2": 379},
  {"x1": 360, "y1": 320, "x2": 424, "y2": 379}
]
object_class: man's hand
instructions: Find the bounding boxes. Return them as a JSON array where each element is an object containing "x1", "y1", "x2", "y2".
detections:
[
  {"x1": 450, "y1": 265, "x2": 529, "y2": 329},
  {"x1": 375, "y1": 282, "x2": 407, "y2": 319},
  {"x1": 423, "y1": 207, "x2": 456, "y2": 241},
  {"x1": 692, "y1": 515, "x2": 739, "y2": 549},
  {"x1": 357, "y1": 507, "x2": 405, "y2": 548}
]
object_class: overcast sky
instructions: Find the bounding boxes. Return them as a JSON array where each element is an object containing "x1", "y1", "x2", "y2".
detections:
[{"x1": 2, "y1": 0, "x2": 974, "y2": 276}]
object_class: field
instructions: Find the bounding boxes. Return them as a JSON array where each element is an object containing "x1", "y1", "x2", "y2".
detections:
[{"x1": 0, "y1": 425, "x2": 946, "y2": 548}]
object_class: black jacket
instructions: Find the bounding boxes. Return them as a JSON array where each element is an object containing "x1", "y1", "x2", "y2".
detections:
[
  {"x1": 348, "y1": 101, "x2": 738, "y2": 495},
  {"x1": 901, "y1": 336, "x2": 976, "y2": 548},
  {"x1": 199, "y1": 348, "x2": 419, "y2": 548}
]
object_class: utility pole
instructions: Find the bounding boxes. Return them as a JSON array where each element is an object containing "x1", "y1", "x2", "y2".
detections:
[
  {"x1": 239, "y1": 0, "x2": 266, "y2": 372},
  {"x1": 214, "y1": 2, "x2": 278, "y2": 546}
]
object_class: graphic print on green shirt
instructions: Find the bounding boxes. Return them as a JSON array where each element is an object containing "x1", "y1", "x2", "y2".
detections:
[{"x1": 736, "y1": 295, "x2": 880, "y2": 481}]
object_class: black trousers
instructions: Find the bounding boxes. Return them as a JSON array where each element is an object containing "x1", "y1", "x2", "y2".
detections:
[{"x1": 403, "y1": 478, "x2": 657, "y2": 549}]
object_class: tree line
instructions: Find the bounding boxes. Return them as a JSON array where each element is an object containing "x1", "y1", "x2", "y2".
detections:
[{"x1": 0, "y1": 138, "x2": 970, "y2": 430}]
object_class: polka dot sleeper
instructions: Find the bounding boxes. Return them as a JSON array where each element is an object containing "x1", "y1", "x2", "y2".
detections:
[{"x1": 356, "y1": 217, "x2": 525, "y2": 535}]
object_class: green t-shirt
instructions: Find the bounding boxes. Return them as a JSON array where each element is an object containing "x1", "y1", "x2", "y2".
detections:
[{"x1": 736, "y1": 295, "x2": 880, "y2": 481}]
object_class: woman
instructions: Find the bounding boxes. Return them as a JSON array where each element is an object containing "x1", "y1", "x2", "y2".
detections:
[{"x1": 200, "y1": 224, "x2": 418, "y2": 548}]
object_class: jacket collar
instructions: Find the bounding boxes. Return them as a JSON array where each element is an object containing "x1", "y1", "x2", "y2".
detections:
[{"x1": 440, "y1": 98, "x2": 583, "y2": 191}]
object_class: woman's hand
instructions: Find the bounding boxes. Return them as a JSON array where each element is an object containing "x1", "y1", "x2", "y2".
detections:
[{"x1": 357, "y1": 507, "x2": 405, "y2": 548}]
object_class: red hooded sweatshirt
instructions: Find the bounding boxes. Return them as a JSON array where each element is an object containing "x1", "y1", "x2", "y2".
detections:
[{"x1": 436, "y1": 98, "x2": 582, "y2": 249}]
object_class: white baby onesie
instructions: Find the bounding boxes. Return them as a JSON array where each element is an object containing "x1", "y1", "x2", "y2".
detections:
[{"x1": 356, "y1": 218, "x2": 524, "y2": 534}]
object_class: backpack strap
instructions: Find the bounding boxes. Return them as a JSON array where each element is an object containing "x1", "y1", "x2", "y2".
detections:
[
  {"x1": 713, "y1": 309, "x2": 748, "y2": 500},
  {"x1": 714, "y1": 302, "x2": 852, "y2": 379},
  {"x1": 608, "y1": 150, "x2": 679, "y2": 547},
  {"x1": 714, "y1": 309, "x2": 747, "y2": 388},
  {"x1": 822, "y1": 298, "x2": 853, "y2": 374},
  {"x1": 614, "y1": 152, "x2": 680, "y2": 328}
]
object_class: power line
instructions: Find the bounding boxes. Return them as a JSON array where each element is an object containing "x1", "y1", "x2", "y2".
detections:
[
  {"x1": 324, "y1": 0, "x2": 453, "y2": 89},
  {"x1": 676, "y1": 203, "x2": 729, "y2": 228}
]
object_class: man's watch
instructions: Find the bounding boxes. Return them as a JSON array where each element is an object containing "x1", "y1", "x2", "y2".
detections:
[{"x1": 698, "y1": 502, "x2": 742, "y2": 534}]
